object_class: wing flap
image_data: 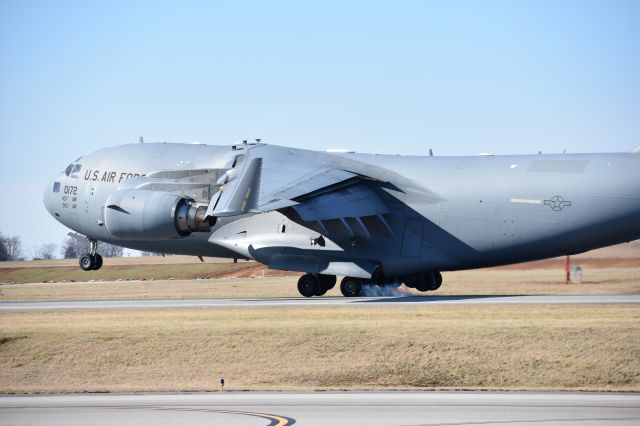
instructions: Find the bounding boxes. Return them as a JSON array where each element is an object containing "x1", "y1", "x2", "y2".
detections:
[{"x1": 292, "y1": 183, "x2": 388, "y2": 221}]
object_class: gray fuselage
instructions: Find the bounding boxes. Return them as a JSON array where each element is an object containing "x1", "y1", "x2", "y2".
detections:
[{"x1": 43, "y1": 143, "x2": 640, "y2": 277}]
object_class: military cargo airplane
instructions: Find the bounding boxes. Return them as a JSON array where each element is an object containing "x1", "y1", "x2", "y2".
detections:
[{"x1": 43, "y1": 141, "x2": 640, "y2": 297}]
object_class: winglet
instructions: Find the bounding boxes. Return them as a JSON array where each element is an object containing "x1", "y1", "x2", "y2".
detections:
[{"x1": 212, "y1": 157, "x2": 263, "y2": 217}]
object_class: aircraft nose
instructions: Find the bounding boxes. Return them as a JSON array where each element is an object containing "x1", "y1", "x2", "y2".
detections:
[{"x1": 43, "y1": 180, "x2": 59, "y2": 217}]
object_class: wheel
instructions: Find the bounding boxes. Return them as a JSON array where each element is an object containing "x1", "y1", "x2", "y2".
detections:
[
  {"x1": 318, "y1": 274, "x2": 336, "y2": 289},
  {"x1": 92, "y1": 253, "x2": 103, "y2": 270},
  {"x1": 79, "y1": 254, "x2": 95, "y2": 271},
  {"x1": 340, "y1": 277, "x2": 363, "y2": 297},
  {"x1": 297, "y1": 274, "x2": 319, "y2": 297},
  {"x1": 401, "y1": 274, "x2": 417, "y2": 289},
  {"x1": 315, "y1": 286, "x2": 328, "y2": 296},
  {"x1": 432, "y1": 271, "x2": 442, "y2": 291},
  {"x1": 412, "y1": 272, "x2": 433, "y2": 291}
]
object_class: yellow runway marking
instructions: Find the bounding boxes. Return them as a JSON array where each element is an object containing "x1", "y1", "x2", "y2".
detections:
[{"x1": 213, "y1": 409, "x2": 293, "y2": 425}]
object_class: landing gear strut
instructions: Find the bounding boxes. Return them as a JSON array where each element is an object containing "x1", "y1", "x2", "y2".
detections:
[{"x1": 79, "y1": 239, "x2": 103, "y2": 271}]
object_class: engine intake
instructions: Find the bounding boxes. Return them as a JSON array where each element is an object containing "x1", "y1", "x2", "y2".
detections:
[{"x1": 104, "y1": 189, "x2": 213, "y2": 240}]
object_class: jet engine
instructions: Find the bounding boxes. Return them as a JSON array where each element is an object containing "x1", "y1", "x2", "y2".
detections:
[{"x1": 104, "y1": 189, "x2": 213, "y2": 240}]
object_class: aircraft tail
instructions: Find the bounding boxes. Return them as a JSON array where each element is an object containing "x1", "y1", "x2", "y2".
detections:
[{"x1": 630, "y1": 145, "x2": 640, "y2": 154}]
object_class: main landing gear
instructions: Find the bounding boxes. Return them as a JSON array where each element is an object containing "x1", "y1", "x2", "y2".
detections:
[
  {"x1": 401, "y1": 271, "x2": 442, "y2": 292},
  {"x1": 297, "y1": 274, "x2": 337, "y2": 297},
  {"x1": 338, "y1": 277, "x2": 401, "y2": 297},
  {"x1": 79, "y1": 239, "x2": 103, "y2": 271},
  {"x1": 296, "y1": 271, "x2": 444, "y2": 297},
  {"x1": 296, "y1": 274, "x2": 366, "y2": 297}
]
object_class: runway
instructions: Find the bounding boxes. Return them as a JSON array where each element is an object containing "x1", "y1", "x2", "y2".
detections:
[
  {"x1": 1, "y1": 392, "x2": 639, "y2": 425},
  {"x1": 0, "y1": 294, "x2": 638, "y2": 311}
]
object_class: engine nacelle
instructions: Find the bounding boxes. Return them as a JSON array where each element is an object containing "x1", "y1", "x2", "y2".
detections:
[{"x1": 104, "y1": 189, "x2": 212, "y2": 240}]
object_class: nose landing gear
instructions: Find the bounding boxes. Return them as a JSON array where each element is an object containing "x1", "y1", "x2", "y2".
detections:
[{"x1": 79, "y1": 239, "x2": 103, "y2": 271}]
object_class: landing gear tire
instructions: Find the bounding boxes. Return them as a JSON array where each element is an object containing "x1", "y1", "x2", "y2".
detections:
[
  {"x1": 80, "y1": 253, "x2": 103, "y2": 271},
  {"x1": 297, "y1": 274, "x2": 320, "y2": 298},
  {"x1": 79, "y1": 254, "x2": 94, "y2": 271},
  {"x1": 92, "y1": 253, "x2": 103, "y2": 270},
  {"x1": 316, "y1": 274, "x2": 336, "y2": 296},
  {"x1": 432, "y1": 271, "x2": 442, "y2": 291},
  {"x1": 402, "y1": 271, "x2": 443, "y2": 292},
  {"x1": 319, "y1": 274, "x2": 336, "y2": 290},
  {"x1": 315, "y1": 286, "x2": 328, "y2": 296},
  {"x1": 79, "y1": 238, "x2": 103, "y2": 271},
  {"x1": 340, "y1": 277, "x2": 363, "y2": 297}
]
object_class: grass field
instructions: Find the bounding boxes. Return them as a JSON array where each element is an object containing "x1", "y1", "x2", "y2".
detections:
[
  {"x1": 1, "y1": 267, "x2": 639, "y2": 301},
  {"x1": 0, "y1": 260, "x2": 261, "y2": 284},
  {"x1": 1, "y1": 242, "x2": 637, "y2": 393},
  {"x1": 0, "y1": 305, "x2": 638, "y2": 393}
]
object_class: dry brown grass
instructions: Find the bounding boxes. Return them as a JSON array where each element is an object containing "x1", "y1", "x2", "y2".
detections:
[
  {"x1": 0, "y1": 305, "x2": 638, "y2": 393},
  {"x1": 1, "y1": 267, "x2": 639, "y2": 302},
  {"x1": 0, "y1": 277, "x2": 300, "y2": 301},
  {"x1": 0, "y1": 261, "x2": 268, "y2": 284},
  {"x1": 0, "y1": 255, "x2": 237, "y2": 269},
  {"x1": 430, "y1": 268, "x2": 640, "y2": 295},
  {"x1": 1, "y1": 241, "x2": 638, "y2": 284}
]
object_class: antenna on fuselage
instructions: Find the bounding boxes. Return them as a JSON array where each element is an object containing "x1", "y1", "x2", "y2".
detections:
[{"x1": 139, "y1": 136, "x2": 144, "y2": 144}]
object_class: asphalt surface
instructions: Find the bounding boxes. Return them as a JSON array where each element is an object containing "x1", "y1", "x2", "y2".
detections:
[
  {"x1": 1, "y1": 392, "x2": 639, "y2": 425},
  {"x1": 0, "y1": 294, "x2": 638, "y2": 311}
]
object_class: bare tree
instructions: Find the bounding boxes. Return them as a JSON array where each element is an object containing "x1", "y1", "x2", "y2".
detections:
[
  {"x1": 61, "y1": 236, "x2": 124, "y2": 258},
  {"x1": 61, "y1": 237, "x2": 88, "y2": 259},
  {"x1": 34, "y1": 243, "x2": 57, "y2": 260},
  {"x1": 140, "y1": 251, "x2": 163, "y2": 256},
  {"x1": 0, "y1": 233, "x2": 8, "y2": 261},
  {"x1": 101, "y1": 243, "x2": 123, "y2": 258},
  {"x1": 4, "y1": 236, "x2": 23, "y2": 261}
]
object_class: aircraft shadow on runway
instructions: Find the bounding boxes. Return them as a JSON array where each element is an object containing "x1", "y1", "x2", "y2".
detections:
[{"x1": 361, "y1": 294, "x2": 521, "y2": 303}]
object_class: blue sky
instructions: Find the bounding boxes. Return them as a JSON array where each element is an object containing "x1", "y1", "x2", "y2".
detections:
[{"x1": 1, "y1": 0, "x2": 638, "y2": 257}]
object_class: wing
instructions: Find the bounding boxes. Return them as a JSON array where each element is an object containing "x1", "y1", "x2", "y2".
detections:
[
  {"x1": 207, "y1": 144, "x2": 440, "y2": 241},
  {"x1": 207, "y1": 145, "x2": 359, "y2": 217}
]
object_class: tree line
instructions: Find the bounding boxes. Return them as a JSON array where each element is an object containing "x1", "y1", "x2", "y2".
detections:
[{"x1": 0, "y1": 232, "x2": 124, "y2": 261}]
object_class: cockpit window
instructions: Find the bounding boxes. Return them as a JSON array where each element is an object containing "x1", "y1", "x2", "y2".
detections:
[
  {"x1": 71, "y1": 164, "x2": 82, "y2": 174},
  {"x1": 53, "y1": 182, "x2": 60, "y2": 193},
  {"x1": 64, "y1": 163, "x2": 82, "y2": 177}
]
